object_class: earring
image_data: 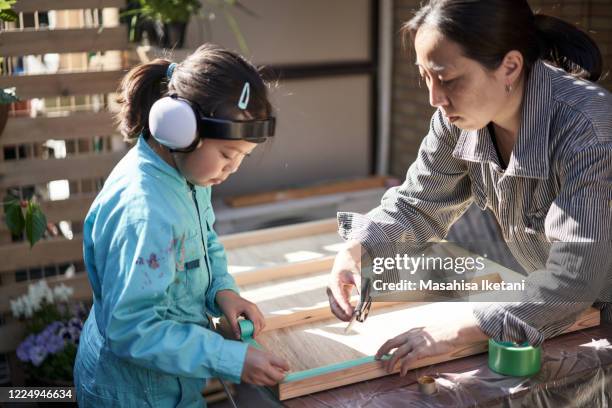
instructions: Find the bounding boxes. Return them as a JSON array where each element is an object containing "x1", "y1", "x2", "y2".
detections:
[{"x1": 505, "y1": 84, "x2": 513, "y2": 94}]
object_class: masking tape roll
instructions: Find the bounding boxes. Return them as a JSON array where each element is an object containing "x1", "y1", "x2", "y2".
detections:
[
  {"x1": 238, "y1": 319, "x2": 255, "y2": 340},
  {"x1": 238, "y1": 320, "x2": 261, "y2": 349},
  {"x1": 488, "y1": 339, "x2": 541, "y2": 376},
  {"x1": 417, "y1": 375, "x2": 438, "y2": 395}
]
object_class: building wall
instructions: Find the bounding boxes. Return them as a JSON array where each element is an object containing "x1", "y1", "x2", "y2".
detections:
[{"x1": 390, "y1": 0, "x2": 612, "y2": 177}]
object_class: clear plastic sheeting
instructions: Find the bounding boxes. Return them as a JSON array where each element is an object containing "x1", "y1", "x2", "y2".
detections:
[{"x1": 283, "y1": 333, "x2": 612, "y2": 408}]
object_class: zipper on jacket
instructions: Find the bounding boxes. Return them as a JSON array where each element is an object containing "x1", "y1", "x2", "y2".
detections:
[{"x1": 188, "y1": 182, "x2": 211, "y2": 296}]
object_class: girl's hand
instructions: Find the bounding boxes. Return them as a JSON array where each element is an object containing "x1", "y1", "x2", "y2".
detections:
[
  {"x1": 241, "y1": 346, "x2": 290, "y2": 386},
  {"x1": 375, "y1": 304, "x2": 488, "y2": 376},
  {"x1": 327, "y1": 240, "x2": 363, "y2": 321},
  {"x1": 216, "y1": 290, "x2": 265, "y2": 340}
]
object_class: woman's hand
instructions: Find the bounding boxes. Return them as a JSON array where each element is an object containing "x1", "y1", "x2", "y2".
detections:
[
  {"x1": 375, "y1": 304, "x2": 488, "y2": 376},
  {"x1": 241, "y1": 346, "x2": 290, "y2": 386},
  {"x1": 326, "y1": 240, "x2": 364, "y2": 321},
  {"x1": 216, "y1": 290, "x2": 265, "y2": 340}
]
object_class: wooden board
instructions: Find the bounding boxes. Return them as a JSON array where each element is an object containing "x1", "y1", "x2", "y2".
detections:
[
  {"x1": 252, "y1": 305, "x2": 601, "y2": 400},
  {"x1": 224, "y1": 176, "x2": 390, "y2": 208},
  {"x1": 0, "y1": 111, "x2": 116, "y2": 146},
  {"x1": 0, "y1": 150, "x2": 126, "y2": 187},
  {"x1": 221, "y1": 218, "x2": 337, "y2": 250},
  {"x1": 0, "y1": 27, "x2": 128, "y2": 57},
  {"x1": 13, "y1": 0, "x2": 126, "y2": 12},
  {"x1": 0, "y1": 70, "x2": 125, "y2": 99},
  {"x1": 0, "y1": 235, "x2": 84, "y2": 274}
]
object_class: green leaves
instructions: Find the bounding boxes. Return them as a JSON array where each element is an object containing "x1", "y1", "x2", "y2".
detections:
[
  {"x1": 3, "y1": 195, "x2": 47, "y2": 247},
  {"x1": 4, "y1": 195, "x2": 24, "y2": 235},
  {"x1": 25, "y1": 201, "x2": 47, "y2": 248},
  {"x1": 137, "y1": 0, "x2": 202, "y2": 23},
  {"x1": 0, "y1": 0, "x2": 17, "y2": 22}
]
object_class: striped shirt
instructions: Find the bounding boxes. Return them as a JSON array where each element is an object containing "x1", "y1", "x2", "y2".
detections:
[{"x1": 338, "y1": 60, "x2": 612, "y2": 346}]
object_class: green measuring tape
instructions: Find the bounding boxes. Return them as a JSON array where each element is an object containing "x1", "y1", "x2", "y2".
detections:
[
  {"x1": 237, "y1": 319, "x2": 392, "y2": 383},
  {"x1": 488, "y1": 339, "x2": 541, "y2": 376}
]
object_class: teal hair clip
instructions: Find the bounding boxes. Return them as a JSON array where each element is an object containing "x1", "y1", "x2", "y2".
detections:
[
  {"x1": 238, "y1": 82, "x2": 250, "y2": 110},
  {"x1": 166, "y1": 63, "x2": 177, "y2": 80}
]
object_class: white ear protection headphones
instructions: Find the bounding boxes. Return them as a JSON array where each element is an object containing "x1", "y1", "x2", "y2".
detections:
[{"x1": 147, "y1": 62, "x2": 276, "y2": 153}]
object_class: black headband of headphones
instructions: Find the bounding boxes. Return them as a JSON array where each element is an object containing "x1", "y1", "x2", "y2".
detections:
[{"x1": 169, "y1": 93, "x2": 275, "y2": 150}]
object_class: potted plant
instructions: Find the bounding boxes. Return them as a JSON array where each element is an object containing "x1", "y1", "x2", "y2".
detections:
[
  {"x1": 11, "y1": 280, "x2": 88, "y2": 385},
  {"x1": 122, "y1": 0, "x2": 253, "y2": 53},
  {"x1": 3, "y1": 193, "x2": 47, "y2": 247},
  {"x1": 124, "y1": 0, "x2": 202, "y2": 49}
]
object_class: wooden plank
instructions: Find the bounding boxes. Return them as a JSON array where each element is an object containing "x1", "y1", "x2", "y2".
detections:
[
  {"x1": 0, "y1": 27, "x2": 128, "y2": 57},
  {"x1": 221, "y1": 218, "x2": 338, "y2": 250},
  {"x1": 0, "y1": 70, "x2": 125, "y2": 99},
  {"x1": 13, "y1": 0, "x2": 126, "y2": 13},
  {"x1": 0, "y1": 236, "x2": 83, "y2": 274},
  {"x1": 243, "y1": 271, "x2": 502, "y2": 333},
  {"x1": 259, "y1": 305, "x2": 600, "y2": 400},
  {"x1": 204, "y1": 391, "x2": 228, "y2": 404},
  {"x1": 233, "y1": 256, "x2": 334, "y2": 287},
  {"x1": 40, "y1": 193, "x2": 97, "y2": 223},
  {"x1": 0, "y1": 150, "x2": 126, "y2": 187},
  {"x1": 0, "y1": 193, "x2": 97, "y2": 234},
  {"x1": 224, "y1": 176, "x2": 389, "y2": 208},
  {"x1": 0, "y1": 217, "x2": 333, "y2": 277},
  {"x1": 0, "y1": 322, "x2": 27, "y2": 354},
  {"x1": 0, "y1": 111, "x2": 116, "y2": 146}
]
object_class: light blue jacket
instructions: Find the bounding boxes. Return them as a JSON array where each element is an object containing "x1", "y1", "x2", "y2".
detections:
[{"x1": 74, "y1": 137, "x2": 248, "y2": 407}]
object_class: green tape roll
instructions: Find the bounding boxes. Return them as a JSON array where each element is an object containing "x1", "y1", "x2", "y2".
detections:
[
  {"x1": 238, "y1": 319, "x2": 261, "y2": 349},
  {"x1": 488, "y1": 339, "x2": 541, "y2": 376},
  {"x1": 238, "y1": 319, "x2": 255, "y2": 340}
]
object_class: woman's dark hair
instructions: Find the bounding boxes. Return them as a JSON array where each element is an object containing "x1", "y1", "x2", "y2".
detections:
[
  {"x1": 403, "y1": 0, "x2": 603, "y2": 82},
  {"x1": 116, "y1": 43, "x2": 273, "y2": 141}
]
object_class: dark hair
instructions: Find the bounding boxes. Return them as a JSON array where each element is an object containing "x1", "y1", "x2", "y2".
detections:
[
  {"x1": 403, "y1": 0, "x2": 603, "y2": 82},
  {"x1": 116, "y1": 43, "x2": 273, "y2": 141}
]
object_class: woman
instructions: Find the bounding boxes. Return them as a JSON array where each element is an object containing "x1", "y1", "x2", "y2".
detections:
[{"x1": 328, "y1": 0, "x2": 612, "y2": 376}]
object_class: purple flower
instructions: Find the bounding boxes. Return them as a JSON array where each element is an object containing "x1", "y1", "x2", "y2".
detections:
[
  {"x1": 68, "y1": 317, "x2": 83, "y2": 330},
  {"x1": 29, "y1": 345, "x2": 47, "y2": 366},
  {"x1": 16, "y1": 335, "x2": 35, "y2": 363},
  {"x1": 45, "y1": 333, "x2": 65, "y2": 354}
]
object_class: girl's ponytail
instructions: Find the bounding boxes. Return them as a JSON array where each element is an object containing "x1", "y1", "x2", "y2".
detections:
[
  {"x1": 535, "y1": 14, "x2": 603, "y2": 82},
  {"x1": 116, "y1": 59, "x2": 173, "y2": 142}
]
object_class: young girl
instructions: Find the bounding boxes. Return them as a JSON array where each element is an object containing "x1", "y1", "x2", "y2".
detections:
[{"x1": 74, "y1": 44, "x2": 289, "y2": 407}]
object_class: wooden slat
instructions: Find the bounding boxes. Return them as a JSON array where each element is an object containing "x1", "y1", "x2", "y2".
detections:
[
  {"x1": 221, "y1": 218, "x2": 338, "y2": 250},
  {"x1": 0, "y1": 150, "x2": 126, "y2": 187},
  {"x1": 13, "y1": 0, "x2": 125, "y2": 13},
  {"x1": 0, "y1": 27, "x2": 129, "y2": 57},
  {"x1": 0, "y1": 216, "x2": 333, "y2": 274},
  {"x1": 225, "y1": 176, "x2": 389, "y2": 208},
  {"x1": 0, "y1": 322, "x2": 26, "y2": 354},
  {"x1": 1, "y1": 111, "x2": 117, "y2": 146},
  {"x1": 0, "y1": 70, "x2": 125, "y2": 99},
  {"x1": 233, "y1": 256, "x2": 334, "y2": 287},
  {"x1": 0, "y1": 235, "x2": 83, "y2": 273},
  {"x1": 40, "y1": 193, "x2": 97, "y2": 223},
  {"x1": 0, "y1": 193, "x2": 97, "y2": 234}
]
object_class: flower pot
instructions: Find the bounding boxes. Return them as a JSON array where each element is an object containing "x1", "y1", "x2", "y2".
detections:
[{"x1": 163, "y1": 21, "x2": 188, "y2": 49}]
